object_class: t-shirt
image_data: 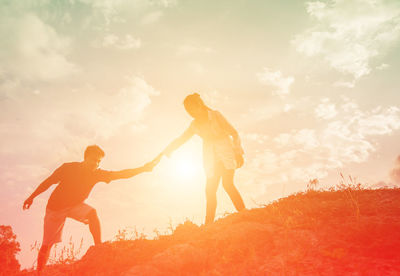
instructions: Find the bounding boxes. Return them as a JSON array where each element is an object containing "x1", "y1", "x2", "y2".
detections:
[
  {"x1": 46, "y1": 162, "x2": 113, "y2": 210},
  {"x1": 189, "y1": 110, "x2": 232, "y2": 141},
  {"x1": 188, "y1": 110, "x2": 243, "y2": 176}
]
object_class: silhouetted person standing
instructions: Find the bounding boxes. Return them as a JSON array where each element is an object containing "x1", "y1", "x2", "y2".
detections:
[
  {"x1": 161, "y1": 93, "x2": 245, "y2": 224},
  {"x1": 23, "y1": 145, "x2": 159, "y2": 274}
]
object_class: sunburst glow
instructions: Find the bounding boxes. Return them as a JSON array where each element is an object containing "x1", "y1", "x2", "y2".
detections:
[{"x1": 165, "y1": 145, "x2": 202, "y2": 181}]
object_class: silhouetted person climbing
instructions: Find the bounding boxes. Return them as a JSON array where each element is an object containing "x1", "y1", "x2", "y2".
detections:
[
  {"x1": 22, "y1": 145, "x2": 160, "y2": 274},
  {"x1": 161, "y1": 93, "x2": 245, "y2": 224}
]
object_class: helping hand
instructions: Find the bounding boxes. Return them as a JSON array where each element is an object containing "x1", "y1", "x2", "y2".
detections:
[
  {"x1": 23, "y1": 197, "x2": 33, "y2": 210},
  {"x1": 236, "y1": 153, "x2": 244, "y2": 168},
  {"x1": 143, "y1": 153, "x2": 163, "y2": 172}
]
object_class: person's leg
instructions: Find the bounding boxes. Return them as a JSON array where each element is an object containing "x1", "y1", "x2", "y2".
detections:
[
  {"x1": 87, "y1": 209, "x2": 101, "y2": 245},
  {"x1": 205, "y1": 165, "x2": 223, "y2": 225},
  {"x1": 39, "y1": 208, "x2": 66, "y2": 274},
  {"x1": 68, "y1": 203, "x2": 101, "y2": 245},
  {"x1": 222, "y1": 169, "x2": 245, "y2": 212},
  {"x1": 37, "y1": 243, "x2": 53, "y2": 274}
]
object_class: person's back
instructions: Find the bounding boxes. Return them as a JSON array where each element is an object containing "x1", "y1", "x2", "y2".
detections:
[{"x1": 47, "y1": 162, "x2": 112, "y2": 211}]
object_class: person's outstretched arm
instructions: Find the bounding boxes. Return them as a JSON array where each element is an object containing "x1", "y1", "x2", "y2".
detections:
[
  {"x1": 162, "y1": 125, "x2": 195, "y2": 157},
  {"x1": 23, "y1": 165, "x2": 64, "y2": 210},
  {"x1": 104, "y1": 154, "x2": 163, "y2": 182}
]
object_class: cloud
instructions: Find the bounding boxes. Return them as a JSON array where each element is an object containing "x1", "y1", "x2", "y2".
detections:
[
  {"x1": 0, "y1": 76, "x2": 160, "y2": 163},
  {"x1": 315, "y1": 98, "x2": 338, "y2": 119},
  {"x1": 76, "y1": 0, "x2": 177, "y2": 28},
  {"x1": 293, "y1": 0, "x2": 400, "y2": 83},
  {"x1": 141, "y1": 10, "x2": 164, "y2": 25},
  {"x1": 256, "y1": 68, "x2": 295, "y2": 96},
  {"x1": 157, "y1": 0, "x2": 178, "y2": 7},
  {"x1": 113, "y1": 76, "x2": 160, "y2": 118},
  {"x1": 202, "y1": 90, "x2": 230, "y2": 107},
  {"x1": 357, "y1": 106, "x2": 400, "y2": 136},
  {"x1": 376, "y1": 63, "x2": 389, "y2": 70},
  {"x1": 389, "y1": 155, "x2": 400, "y2": 185},
  {"x1": 100, "y1": 33, "x2": 142, "y2": 50},
  {"x1": 75, "y1": 76, "x2": 160, "y2": 138},
  {"x1": 333, "y1": 80, "x2": 355, "y2": 88},
  {"x1": 0, "y1": 12, "x2": 77, "y2": 82},
  {"x1": 243, "y1": 97, "x2": 400, "y2": 193},
  {"x1": 274, "y1": 129, "x2": 320, "y2": 150}
]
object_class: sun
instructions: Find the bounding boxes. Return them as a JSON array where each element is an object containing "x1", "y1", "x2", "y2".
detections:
[
  {"x1": 172, "y1": 156, "x2": 198, "y2": 179},
  {"x1": 166, "y1": 145, "x2": 202, "y2": 181}
]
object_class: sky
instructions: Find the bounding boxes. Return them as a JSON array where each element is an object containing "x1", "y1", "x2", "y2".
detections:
[{"x1": 1, "y1": 0, "x2": 400, "y2": 269}]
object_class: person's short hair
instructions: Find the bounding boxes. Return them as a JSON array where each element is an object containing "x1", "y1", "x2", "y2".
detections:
[{"x1": 84, "y1": 145, "x2": 105, "y2": 160}]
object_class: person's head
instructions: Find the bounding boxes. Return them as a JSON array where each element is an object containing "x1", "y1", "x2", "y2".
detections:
[
  {"x1": 83, "y1": 145, "x2": 105, "y2": 170},
  {"x1": 183, "y1": 93, "x2": 208, "y2": 119}
]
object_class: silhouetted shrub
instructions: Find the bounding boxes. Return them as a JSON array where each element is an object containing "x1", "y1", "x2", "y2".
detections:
[{"x1": 0, "y1": 225, "x2": 21, "y2": 275}]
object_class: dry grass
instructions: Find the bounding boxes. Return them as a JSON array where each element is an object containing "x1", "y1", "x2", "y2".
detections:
[{"x1": 19, "y1": 183, "x2": 400, "y2": 275}]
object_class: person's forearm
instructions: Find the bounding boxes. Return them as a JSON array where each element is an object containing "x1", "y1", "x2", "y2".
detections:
[
  {"x1": 164, "y1": 128, "x2": 194, "y2": 156},
  {"x1": 114, "y1": 167, "x2": 146, "y2": 179},
  {"x1": 164, "y1": 138, "x2": 181, "y2": 155},
  {"x1": 28, "y1": 180, "x2": 53, "y2": 199}
]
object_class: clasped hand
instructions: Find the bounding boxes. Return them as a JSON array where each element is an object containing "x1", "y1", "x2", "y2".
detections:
[{"x1": 142, "y1": 153, "x2": 164, "y2": 172}]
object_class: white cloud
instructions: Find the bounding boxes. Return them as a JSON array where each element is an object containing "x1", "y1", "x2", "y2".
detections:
[
  {"x1": 0, "y1": 76, "x2": 160, "y2": 161},
  {"x1": 0, "y1": 13, "x2": 77, "y2": 82},
  {"x1": 202, "y1": 90, "x2": 229, "y2": 107},
  {"x1": 77, "y1": 0, "x2": 177, "y2": 28},
  {"x1": 77, "y1": 0, "x2": 125, "y2": 27},
  {"x1": 315, "y1": 98, "x2": 338, "y2": 119},
  {"x1": 100, "y1": 33, "x2": 141, "y2": 50},
  {"x1": 283, "y1": 104, "x2": 293, "y2": 112},
  {"x1": 189, "y1": 63, "x2": 206, "y2": 74},
  {"x1": 376, "y1": 63, "x2": 389, "y2": 70},
  {"x1": 141, "y1": 10, "x2": 164, "y2": 25},
  {"x1": 293, "y1": 0, "x2": 400, "y2": 83},
  {"x1": 334, "y1": 80, "x2": 355, "y2": 88},
  {"x1": 389, "y1": 155, "x2": 400, "y2": 184},
  {"x1": 244, "y1": 133, "x2": 269, "y2": 144},
  {"x1": 157, "y1": 0, "x2": 177, "y2": 8},
  {"x1": 244, "y1": 97, "x2": 400, "y2": 193},
  {"x1": 257, "y1": 68, "x2": 295, "y2": 96},
  {"x1": 116, "y1": 76, "x2": 160, "y2": 116},
  {"x1": 357, "y1": 106, "x2": 400, "y2": 136},
  {"x1": 274, "y1": 129, "x2": 319, "y2": 150},
  {"x1": 95, "y1": 76, "x2": 160, "y2": 136}
]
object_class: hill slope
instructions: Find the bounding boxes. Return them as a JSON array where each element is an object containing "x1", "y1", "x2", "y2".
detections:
[{"x1": 22, "y1": 188, "x2": 400, "y2": 275}]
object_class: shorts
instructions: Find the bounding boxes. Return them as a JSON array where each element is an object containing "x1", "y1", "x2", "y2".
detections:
[
  {"x1": 42, "y1": 202, "x2": 94, "y2": 246},
  {"x1": 204, "y1": 140, "x2": 237, "y2": 179}
]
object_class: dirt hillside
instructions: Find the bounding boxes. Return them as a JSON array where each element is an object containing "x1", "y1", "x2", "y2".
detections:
[{"x1": 21, "y1": 187, "x2": 400, "y2": 275}]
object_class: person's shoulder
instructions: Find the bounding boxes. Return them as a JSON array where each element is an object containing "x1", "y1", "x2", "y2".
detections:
[
  {"x1": 58, "y1": 162, "x2": 81, "y2": 172},
  {"x1": 62, "y1": 162, "x2": 80, "y2": 168},
  {"x1": 214, "y1": 109, "x2": 224, "y2": 116},
  {"x1": 94, "y1": 168, "x2": 113, "y2": 183},
  {"x1": 210, "y1": 109, "x2": 225, "y2": 120},
  {"x1": 189, "y1": 118, "x2": 198, "y2": 128},
  {"x1": 50, "y1": 162, "x2": 77, "y2": 177},
  {"x1": 95, "y1": 168, "x2": 111, "y2": 173}
]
